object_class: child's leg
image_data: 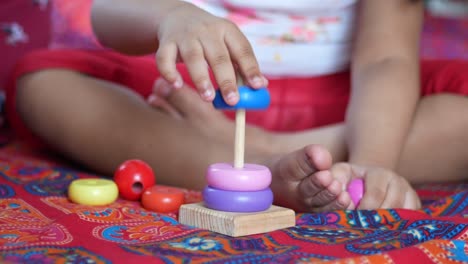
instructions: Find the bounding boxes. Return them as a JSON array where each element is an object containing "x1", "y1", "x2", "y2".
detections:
[
  {"x1": 151, "y1": 59, "x2": 468, "y2": 203},
  {"x1": 395, "y1": 60, "x2": 468, "y2": 183},
  {"x1": 264, "y1": 60, "x2": 468, "y2": 184},
  {"x1": 16, "y1": 69, "x2": 237, "y2": 190},
  {"x1": 275, "y1": 60, "x2": 468, "y2": 184},
  {"x1": 15, "y1": 69, "x2": 349, "y2": 212},
  {"x1": 397, "y1": 94, "x2": 468, "y2": 183},
  {"x1": 271, "y1": 94, "x2": 468, "y2": 184}
]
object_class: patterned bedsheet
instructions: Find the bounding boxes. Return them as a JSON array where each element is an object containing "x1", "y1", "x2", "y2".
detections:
[{"x1": 0, "y1": 140, "x2": 467, "y2": 264}]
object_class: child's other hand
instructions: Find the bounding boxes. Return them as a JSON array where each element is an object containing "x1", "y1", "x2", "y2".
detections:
[
  {"x1": 331, "y1": 163, "x2": 421, "y2": 210},
  {"x1": 156, "y1": 2, "x2": 267, "y2": 105}
]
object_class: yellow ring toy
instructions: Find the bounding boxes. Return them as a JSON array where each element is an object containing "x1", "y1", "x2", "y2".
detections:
[{"x1": 68, "y1": 179, "x2": 118, "y2": 206}]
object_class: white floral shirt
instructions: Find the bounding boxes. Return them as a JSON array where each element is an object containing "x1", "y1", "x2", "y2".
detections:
[{"x1": 186, "y1": 0, "x2": 359, "y2": 77}]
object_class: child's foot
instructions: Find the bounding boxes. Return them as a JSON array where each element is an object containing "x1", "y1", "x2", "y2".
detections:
[
  {"x1": 150, "y1": 79, "x2": 351, "y2": 212},
  {"x1": 265, "y1": 145, "x2": 352, "y2": 212}
]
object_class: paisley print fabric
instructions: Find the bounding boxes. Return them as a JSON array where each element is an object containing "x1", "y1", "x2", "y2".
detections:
[{"x1": 0, "y1": 141, "x2": 467, "y2": 263}]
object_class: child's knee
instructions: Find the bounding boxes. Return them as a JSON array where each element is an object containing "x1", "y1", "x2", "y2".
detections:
[
  {"x1": 17, "y1": 70, "x2": 77, "y2": 102},
  {"x1": 16, "y1": 70, "x2": 52, "y2": 110}
]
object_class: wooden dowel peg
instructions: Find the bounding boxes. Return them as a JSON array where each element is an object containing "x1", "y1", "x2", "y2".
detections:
[
  {"x1": 234, "y1": 74, "x2": 246, "y2": 168},
  {"x1": 234, "y1": 109, "x2": 245, "y2": 168}
]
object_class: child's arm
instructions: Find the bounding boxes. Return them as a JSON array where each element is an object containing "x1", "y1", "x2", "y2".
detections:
[
  {"x1": 91, "y1": 0, "x2": 267, "y2": 104},
  {"x1": 346, "y1": 0, "x2": 424, "y2": 172}
]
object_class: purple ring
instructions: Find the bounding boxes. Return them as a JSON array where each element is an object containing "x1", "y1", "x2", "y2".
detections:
[{"x1": 203, "y1": 186, "x2": 273, "y2": 212}]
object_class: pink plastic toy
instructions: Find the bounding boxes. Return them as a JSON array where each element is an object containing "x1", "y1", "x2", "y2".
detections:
[{"x1": 347, "y1": 178, "x2": 364, "y2": 207}]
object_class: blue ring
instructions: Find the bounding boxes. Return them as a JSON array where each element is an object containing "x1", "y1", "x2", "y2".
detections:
[
  {"x1": 212, "y1": 86, "x2": 270, "y2": 110},
  {"x1": 203, "y1": 186, "x2": 273, "y2": 212}
]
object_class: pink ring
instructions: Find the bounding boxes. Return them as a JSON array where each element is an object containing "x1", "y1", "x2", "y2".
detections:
[{"x1": 206, "y1": 163, "x2": 272, "y2": 191}]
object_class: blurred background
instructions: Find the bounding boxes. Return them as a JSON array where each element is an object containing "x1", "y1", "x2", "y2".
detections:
[{"x1": 1, "y1": 0, "x2": 467, "y2": 91}]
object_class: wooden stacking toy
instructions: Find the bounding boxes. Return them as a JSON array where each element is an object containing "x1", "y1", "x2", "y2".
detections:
[{"x1": 179, "y1": 78, "x2": 295, "y2": 237}]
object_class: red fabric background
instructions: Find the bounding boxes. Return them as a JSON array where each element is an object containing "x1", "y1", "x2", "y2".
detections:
[
  {"x1": 5, "y1": 50, "x2": 468, "y2": 148},
  {"x1": 0, "y1": 0, "x2": 51, "y2": 90}
]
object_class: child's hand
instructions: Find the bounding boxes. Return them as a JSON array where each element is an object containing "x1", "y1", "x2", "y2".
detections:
[
  {"x1": 331, "y1": 163, "x2": 421, "y2": 210},
  {"x1": 156, "y1": 2, "x2": 267, "y2": 105}
]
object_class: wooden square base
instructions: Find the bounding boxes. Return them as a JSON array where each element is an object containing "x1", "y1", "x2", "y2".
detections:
[{"x1": 179, "y1": 202, "x2": 296, "y2": 237}]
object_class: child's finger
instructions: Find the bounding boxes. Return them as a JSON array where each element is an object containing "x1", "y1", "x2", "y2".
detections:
[
  {"x1": 311, "y1": 192, "x2": 352, "y2": 212},
  {"x1": 373, "y1": 173, "x2": 420, "y2": 210},
  {"x1": 379, "y1": 176, "x2": 406, "y2": 209},
  {"x1": 201, "y1": 37, "x2": 239, "y2": 106},
  {"x1": 358, "y1": 170, "x2": 389, "y2": 209},
  {"x1": 298, "y1": 170, "x2": 336, "y2": 206},
  {"x1": 147, "y1": 94, "x2": 183, "y2": 120},
  {"x1": 155, "y1": 42, "x2": 183, "y2": 89},
  {"x1": 403, "y1": 189, "x2": 421, "y2": 209},
  {"x1": 149, "y1": 79, "x2": 183, "y2": 119},
  {"x1": 329, "y1": 162, "x2": 353, "y2": 190},
  {"x1": 178, "y1": 40, "x2": 216, "y2": 102},
  {"x1": 156, "y1": 77, "x2": 219, "y2": 119},
  {"x1": 226, "y1": 30, "x2": 267, "y2": 89}
]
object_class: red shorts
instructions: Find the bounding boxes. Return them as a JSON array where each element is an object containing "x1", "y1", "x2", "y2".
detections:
[{"x1": 5, "y1": 49, "x2": 468, "y2": 146}]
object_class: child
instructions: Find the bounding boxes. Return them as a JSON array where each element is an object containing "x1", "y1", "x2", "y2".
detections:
[{"x1": 6, "y1": 0, "x2": 468, "y2": 212}]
